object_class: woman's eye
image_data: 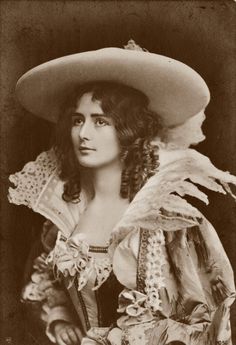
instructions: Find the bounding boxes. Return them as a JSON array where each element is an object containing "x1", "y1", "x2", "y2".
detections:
[
  {"x1": 95, "y1": 118, "x2": 109, "y2": 127},
  {"x1": 72, "y1": 117, "x2": 83, "y2": 126}
]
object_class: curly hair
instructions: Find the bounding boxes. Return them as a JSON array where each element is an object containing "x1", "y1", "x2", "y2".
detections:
[{"x1": 53, "y1": 81, "x2": 163, "y2": 202}]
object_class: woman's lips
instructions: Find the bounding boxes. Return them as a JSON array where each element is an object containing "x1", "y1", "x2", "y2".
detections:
[{"x1": 79, "y1": 146, "x2": 96, "y2": 152}]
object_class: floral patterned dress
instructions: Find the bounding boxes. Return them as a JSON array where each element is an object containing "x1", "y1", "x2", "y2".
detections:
[{"x1": 8, "y1": 147, "x2": 236, "y2": 345}]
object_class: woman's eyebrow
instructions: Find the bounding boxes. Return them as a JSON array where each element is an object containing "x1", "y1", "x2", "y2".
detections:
[
  {"x1": 71, "y1": 112, "x2": 84, "y2": 117},
  {"x1": 91, "y1": 114, "x2": 109, "y2": 118},
  {"x1": 72, "y1": 112, "x2": 109, "y2": 118}
]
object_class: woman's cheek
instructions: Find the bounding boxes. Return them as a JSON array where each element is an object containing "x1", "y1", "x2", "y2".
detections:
[{"x1": 71, "y1": 127, "x2": 80, "y2": 146}]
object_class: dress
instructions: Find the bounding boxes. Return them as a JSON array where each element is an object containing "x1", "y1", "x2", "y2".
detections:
[{"x1": 8, "y1": 143, "x2": 236, "y2": 345}]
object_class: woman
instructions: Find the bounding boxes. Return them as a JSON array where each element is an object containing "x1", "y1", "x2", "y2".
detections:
[{"x1": 8, "y1": 41, "x2": 236, "y2": 345}]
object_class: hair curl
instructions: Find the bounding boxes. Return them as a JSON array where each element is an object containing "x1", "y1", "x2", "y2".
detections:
[{"x1": 53, "y1": 81, "x2": 162, "y2": 202}]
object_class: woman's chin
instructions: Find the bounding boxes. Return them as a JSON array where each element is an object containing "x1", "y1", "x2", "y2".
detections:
[
  {"x1": 77, "y1": 158, "x2": 121, "y2": 170},
  {"x1": 77, "y1": 157, "x2": 105, "y2": 169},
  {"x1": 77, "y1": 160, "x2": 98, "y2": 168}
]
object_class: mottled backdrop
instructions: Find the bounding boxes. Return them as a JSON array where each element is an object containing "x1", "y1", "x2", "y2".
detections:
[{"x1": 0, "y1": 1, "x2": 235, "y2": 344}]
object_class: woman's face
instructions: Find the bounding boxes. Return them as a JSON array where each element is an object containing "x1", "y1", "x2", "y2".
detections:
[{"x1": 71, "y1": 92, "x2": 121, "y2": 168}]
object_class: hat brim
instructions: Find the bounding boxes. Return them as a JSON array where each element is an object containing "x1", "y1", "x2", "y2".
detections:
[{"x1": 16, "y1": 47, "x2": 210, "y2": 126}]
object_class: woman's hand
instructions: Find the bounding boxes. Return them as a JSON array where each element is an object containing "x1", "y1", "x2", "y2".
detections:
[{"x1": 53, "y1": 320, "x2": 83, "y2": 345}]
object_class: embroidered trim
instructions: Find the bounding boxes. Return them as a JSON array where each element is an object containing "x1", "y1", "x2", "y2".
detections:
[
  {"x1": 137, "y1": 229, "x2": 149, "y2": 293},
  {"x1": 89, "y1": 246, "x2": 109, "y2": 253},
  {"x1": 137, "y1": 229, "x2": 166, "y2": 313}
]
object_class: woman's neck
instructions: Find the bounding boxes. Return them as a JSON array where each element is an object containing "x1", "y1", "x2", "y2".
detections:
[{"x1": 82, "y1": 160, "x2": 124, "y2": 202}]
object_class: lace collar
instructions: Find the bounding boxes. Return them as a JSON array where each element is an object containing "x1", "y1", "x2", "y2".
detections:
[{"x1": 8, "y1": 149, "x2": 88, "y2": 237}]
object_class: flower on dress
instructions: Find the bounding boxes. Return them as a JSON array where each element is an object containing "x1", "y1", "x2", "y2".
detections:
[
  {"x1": 47, "y1": 232, "x2": 90, "y2": 276},
  {"x1": 117, "y1": 289, "x2": 154, "y2": 327}
]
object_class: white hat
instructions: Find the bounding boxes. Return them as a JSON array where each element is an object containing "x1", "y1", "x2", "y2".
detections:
[{"x1": 16, "y1": 41, "x2": 210, "y2": 126}]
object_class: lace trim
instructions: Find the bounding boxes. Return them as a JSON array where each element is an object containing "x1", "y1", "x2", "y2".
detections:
[
  {"x1": 136, "y1": 229, "x2": 166, "y2": 313},
  {"x1": 145, "y1": 230, "x2": 166, "y2": 312},
  {"x1": 47, "y1": 232, "x2": 113, "y2": 291},
  {"x1": 8, "y1": 149, "x2": 58, "y2": 208}
]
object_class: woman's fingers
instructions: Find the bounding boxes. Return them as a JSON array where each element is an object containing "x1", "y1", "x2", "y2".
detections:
[
  {"x1": 74, "y1": 326, "x2": 83, "y2": 342},
  {"x1": 55, "y1": 325, "x2": 72, "y2": 345},
  {"x1": 60, "y1": 330, "x2": 73, "y2": 345},
  {"x1": 67, "y1": 327, "x2": 79, "y2": 343},
  {"x1": 56, "y1": 325, "x2": 82, "y2": 345},
  {"x1": 55, "y1": 333, "x2": 68, "y2": 345},
  {"x1": 54, "y1": 321, "x2": 82, "y2": 345}
]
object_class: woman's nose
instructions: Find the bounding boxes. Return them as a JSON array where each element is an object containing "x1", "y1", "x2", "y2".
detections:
[{"x1": 79, "y1": 121, "x2": 93, "y2": 140}]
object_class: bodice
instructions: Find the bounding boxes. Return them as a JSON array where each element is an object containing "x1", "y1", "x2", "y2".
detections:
[{"x1": 48, "y1": 232, "x2": 123, "y2": 332}]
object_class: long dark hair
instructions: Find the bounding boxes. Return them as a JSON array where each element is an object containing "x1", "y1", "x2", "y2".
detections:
[{"x1": 53, "y1": 81, "x2": 163, "y2": 202}]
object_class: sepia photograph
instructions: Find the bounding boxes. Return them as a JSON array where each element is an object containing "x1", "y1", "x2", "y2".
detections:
[{"x1": 1, "y1": 1, "x2": 236, "y2": 345}]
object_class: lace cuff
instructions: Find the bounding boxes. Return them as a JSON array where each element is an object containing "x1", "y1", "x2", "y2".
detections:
[{"x1": 8, "y1": 149, "x2": 58, "y2": 208}]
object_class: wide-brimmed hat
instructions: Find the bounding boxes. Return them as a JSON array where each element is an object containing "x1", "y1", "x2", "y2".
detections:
[{"x1": 16, "y1": 41, "x2": 210, "y2": 126}]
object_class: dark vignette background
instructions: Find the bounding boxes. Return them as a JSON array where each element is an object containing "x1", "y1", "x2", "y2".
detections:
[{"x1": 0, "y1": 1, "x2": 235, "y2": 344}]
